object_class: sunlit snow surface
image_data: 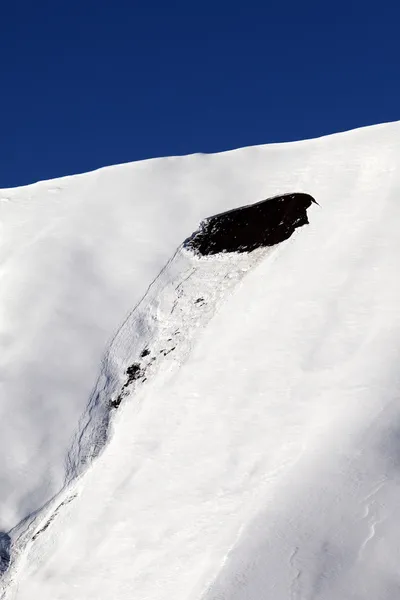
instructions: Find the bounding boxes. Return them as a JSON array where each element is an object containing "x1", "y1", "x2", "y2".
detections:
[{"x1": 2, "y1": 122, "x2": 400, "y2": 599}]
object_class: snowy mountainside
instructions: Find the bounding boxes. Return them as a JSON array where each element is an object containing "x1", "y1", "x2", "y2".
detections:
[
  {"x1": 2, "y1": 121, "x2": 400, "y2": 598},
  {"x1": 66, "y1": 192, "x2": 315, "y2": 479},
  {"x1": 0, "y1": 147, "x2": 299, "y2": 533}
]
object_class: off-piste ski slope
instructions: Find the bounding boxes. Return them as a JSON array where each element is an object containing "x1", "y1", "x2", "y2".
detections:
[{"x1": 1, "y1": 121, "x2": 400, "y2": 599}]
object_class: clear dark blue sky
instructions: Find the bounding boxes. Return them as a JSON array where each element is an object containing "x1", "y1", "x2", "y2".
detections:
[{"x1": 1, "y1": 1, "x2": 399, "y2": 187}]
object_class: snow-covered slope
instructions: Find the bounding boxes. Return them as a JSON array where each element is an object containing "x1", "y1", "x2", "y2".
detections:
[{"x1": 2, "y1": 122, "x2": 400, "y2": 599}]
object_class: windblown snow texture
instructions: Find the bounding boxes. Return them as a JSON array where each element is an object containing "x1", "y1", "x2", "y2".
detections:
[{"x1": 185, "y1": 193, "x2": 316, "y2": 255}]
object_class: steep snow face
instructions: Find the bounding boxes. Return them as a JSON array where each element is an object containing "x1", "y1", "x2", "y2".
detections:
[
  {"x1": 0, "y1": 152, "x2": 314, "y2": 533},
  {"x1": 66, "y1": 244, "x2": 277, "y2": 481},
  {"x1": 64, "y1": 192, "x2": 315, "y2": 481},
  {"x1": 2, "y1": 121, "x2": 400, "y2": 599}
]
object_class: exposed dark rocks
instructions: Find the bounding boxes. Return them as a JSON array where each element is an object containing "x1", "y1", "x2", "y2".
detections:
[
  {"x1": 31, "y1": 496, "x2": 76, "y2": 544},
  {"x1": 110, "y1": 356, "x2": 152, "y2": 409},
  {"x1": 32, "y1": 520, "x2": 52, "y2": 541},
  {"x1": 159, "y1": 347, "x2": 176, "y2": 357},
  {"x1": 185, "y1": 192, "x2": 317, "y2": 256},
  {"x1": 0, "y1": 533, "x2": 10, "y2": 575},
  {"x1": 110, "y1": 394, "x2": 123, "y2": 409},
  {"x1": 125, "y1": 363, "x2": 143, "y2": 386}
]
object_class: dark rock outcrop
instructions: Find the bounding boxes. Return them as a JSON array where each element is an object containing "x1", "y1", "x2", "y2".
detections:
[
  {"x1": 185, "y1": 192, "x2": 317, "y2": 255},
  {"x1": 0, "y1": 533, "x2": 10, "y2": 575}
]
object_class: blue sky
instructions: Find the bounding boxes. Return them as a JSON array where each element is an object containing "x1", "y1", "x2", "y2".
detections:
[{"x1": 1, "y1": 1, "x2": 399, "y2": 187}]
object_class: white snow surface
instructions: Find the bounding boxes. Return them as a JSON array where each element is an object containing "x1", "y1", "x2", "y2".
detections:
[{"x1": 2, "y1": 121, "x2": 400, "y2": 598}]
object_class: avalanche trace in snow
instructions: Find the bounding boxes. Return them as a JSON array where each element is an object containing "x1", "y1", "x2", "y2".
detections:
[
  {"x1": 3, "y1": 190, "x2": 316, "y2": 597},
  {"x1": 66, "y1": 192, "x2": 315, "y2": 482}
]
